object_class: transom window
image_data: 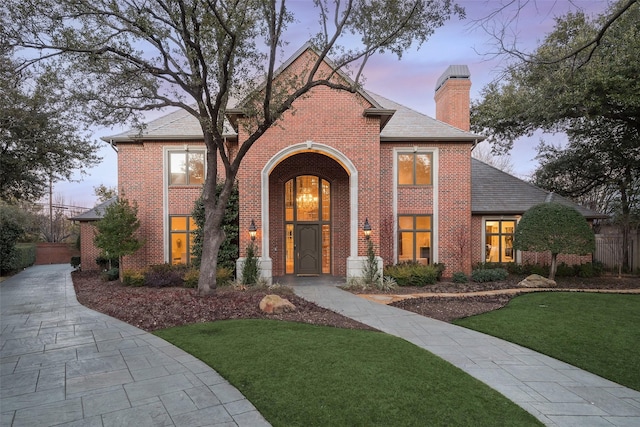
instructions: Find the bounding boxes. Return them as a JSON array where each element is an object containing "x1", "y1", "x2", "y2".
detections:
[
  {"x1": 168, "y1": 150, "x2": 205, "y2": 185},
  {"x1": 485, "y1": 219, "x2": 516, "y2": 263},
  {"x1": 398, "y1": 153, "x2": 432, "y2": 185},
  {"x1": 170, "y1": 216, "x2": 197, "y2": 265},
  {"x1": 398, "y1": 215, "x2": 432, "y2": 264}
]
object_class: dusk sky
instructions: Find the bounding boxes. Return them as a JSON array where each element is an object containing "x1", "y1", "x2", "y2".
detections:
[{"x1": 54, "y1": 0, "x2": 610, "y2": 209}]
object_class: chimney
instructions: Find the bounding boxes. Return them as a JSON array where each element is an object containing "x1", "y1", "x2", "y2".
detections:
[{"x1": 434, "y1": 65, "x2": 471, "y2": 131}]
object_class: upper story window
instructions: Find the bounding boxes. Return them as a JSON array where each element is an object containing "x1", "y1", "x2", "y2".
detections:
[
  {"x1": 398, "y1": 153, "x2": 432, "y2": 185},
  {"x1": 485, "y1": 219, "x2": 516, "y2": 263},
  {"x1": 169, "y1": 150, "x2": 205, "y2": 185}
]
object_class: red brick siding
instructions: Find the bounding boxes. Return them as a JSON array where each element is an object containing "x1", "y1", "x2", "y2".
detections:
[
  {"x1": 236, "y1": 81, "x2": 381, "y2": 276},
  {"x1": 35, "y1": 243, "x2": 80, "y2": 266},
  {"x1": 435, "y1": 78, "x2": 471, "y2": 131},
  {"x1": 78, "y1": 222, "x2": 102, "y2": 271}
]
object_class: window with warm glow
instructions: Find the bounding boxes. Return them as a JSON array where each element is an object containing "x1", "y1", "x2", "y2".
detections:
[
  {"x1": 168, "y1": 150, "x2": 205, "y2": 185},
  {"x1": 398, "y1": 153, "x2": 432, "y2": 185},
  {"x1": 485, "y1": 219, "x2": 516, "y2": 263},
  {"x1": 170, "y1": 215, "x2": 197, "y2": 265},
  {"x1": 398, "y1": 215, "x2": 432, "y2": 264}
]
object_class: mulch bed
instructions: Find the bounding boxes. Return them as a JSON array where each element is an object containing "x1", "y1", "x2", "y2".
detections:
[{"x1": 73, "y1": 271, "x2": 639, "y2": 332}]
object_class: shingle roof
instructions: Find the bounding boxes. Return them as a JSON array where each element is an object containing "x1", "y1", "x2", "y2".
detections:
[
  {"x1": 471, "y1": 158, "x2": 607, "y2": 219},
  {"x1": 369, "y1": 92, "x2": 482, "y2": 141},
  {"x1": 71, "y1": 197, "x2": 117, "y2": 221},
  {"x1": 103, "y1": 89, "x2": 482, "y2": 143}
]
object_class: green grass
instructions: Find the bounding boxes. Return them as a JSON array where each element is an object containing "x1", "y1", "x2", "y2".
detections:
[
  {"x1": 455, "y1": 292, "x2": 640, "y2": 391},
  {"x1": 156, "y1": 319, "x2": 541, "y2": 426}
]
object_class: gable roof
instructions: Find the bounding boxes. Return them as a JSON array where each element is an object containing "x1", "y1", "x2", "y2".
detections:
[
  {"x1": 369, "y1": 92, "x2": 482, "y2": 142},
  {"x1": 471, "y1": 158, "x2": 607, "y2": 219},
  {"x1": 71, "y1": 197, "x2": 117, "y2": 222},
  {"x1": 103, "y1": 43, "x2": 482, "y2": 144}
]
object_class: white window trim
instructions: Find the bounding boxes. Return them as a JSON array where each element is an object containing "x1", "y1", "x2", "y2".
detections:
[
  {"x1": 481, "y1": 216, "x2": 521, "y2": 264},
  {"x1": 393, "y1": 147, "x2": 439, "y2": 264},
  {"x1": 163, "y1": 145, "x2": 207, "y2": 263}
]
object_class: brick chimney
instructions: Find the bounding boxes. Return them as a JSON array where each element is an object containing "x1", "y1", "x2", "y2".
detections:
[{"x1": 434, "y1": 65, "x2": 471, "y2": 131}]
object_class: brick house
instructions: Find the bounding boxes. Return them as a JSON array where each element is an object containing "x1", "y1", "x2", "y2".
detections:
[{"x1": 75, "y1": 45, "x2": 604, "y2": 277}]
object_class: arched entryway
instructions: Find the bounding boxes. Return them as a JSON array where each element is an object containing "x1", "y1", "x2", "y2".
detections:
[{"x1": 265, "y1": 146, "x2": 354, "y2": 277}]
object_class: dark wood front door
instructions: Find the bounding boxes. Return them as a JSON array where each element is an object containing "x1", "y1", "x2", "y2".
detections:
[{"x1": 296, "y1": 224, "x2": 320, "y2": 275}]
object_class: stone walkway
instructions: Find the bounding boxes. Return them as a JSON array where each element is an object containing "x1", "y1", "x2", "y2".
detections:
[
  {"x1": 0, "y1": 264, "x2": 270, "y2": 427},
  {"x1": 294, "y1": 281, "x2": 640, "y2": 427}
]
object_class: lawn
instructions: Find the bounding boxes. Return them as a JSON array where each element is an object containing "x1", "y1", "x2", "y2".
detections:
[
  {"x1": 455, "y1": 292, "x2": 640, "y2": 391},
  {"x1": 155, "y1": 319, "x2": 542, "y2": 426}
]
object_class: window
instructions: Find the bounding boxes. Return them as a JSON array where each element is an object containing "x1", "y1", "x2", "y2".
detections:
[
  {"x1": 398, "y1": 215, "x2": 432, "y2": 264},
  {"x1": 168, "y1": 150, "x2": 205, "y2": 185},
  {"x1": 398, "y1": 153, "x2": 432, "y2": 185},
  {"x1": 485, "y1": 219, "x2": 516, "y2": 263},
  {"x1": 170, "y1": 216, "x2": 197, "y2": 265}
]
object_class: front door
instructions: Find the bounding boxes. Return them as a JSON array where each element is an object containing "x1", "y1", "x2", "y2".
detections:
[
  {"x1": 285, "y1": 175, "x2": 331, "y2": 275},
  {"x1": 297, "y1": 224, "x2": 320, "y2": 275}
]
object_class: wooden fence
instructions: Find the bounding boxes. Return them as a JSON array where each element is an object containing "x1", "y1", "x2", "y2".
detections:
[{"x1": 594, "y1": 232, "x2": 639, "y2": 271}]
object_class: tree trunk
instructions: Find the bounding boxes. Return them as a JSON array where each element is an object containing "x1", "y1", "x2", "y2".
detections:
[
  {"x1": 549, "y1": 253, "x2": 558, "y2": 281},
  {"x1": 197, "y1": 132, "x2": 238, "y2": 296}
]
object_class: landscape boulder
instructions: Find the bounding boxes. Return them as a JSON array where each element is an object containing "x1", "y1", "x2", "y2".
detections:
[
  {"x1": 259, "y1": 294, "x2": 296, "y2": 314},
  {"x1": 518, "y1": 274, "x2": 557, "y2": 288}
]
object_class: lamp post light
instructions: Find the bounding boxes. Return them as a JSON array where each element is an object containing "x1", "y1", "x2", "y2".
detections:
[
  {"x1": 363, "y1": 218, "x2": 372, "y2": 240},
  {"x1": 249, "y1": 219, "x2": 257, "y2": 241}
]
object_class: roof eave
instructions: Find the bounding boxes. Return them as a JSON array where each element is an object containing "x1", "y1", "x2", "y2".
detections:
[
  {"x1": 381, "y1": 135, "x2": 484, "y2": 142},
  {"x1": 101, "y1": 134, "x2": 238, "y2": 144}
]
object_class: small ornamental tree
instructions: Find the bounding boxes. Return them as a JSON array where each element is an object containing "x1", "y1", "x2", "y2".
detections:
[
  {"x1": 94, "y1": 195, "x2": 143, "y2": 272},
  {"x1": 514, "y1": 203, "x2": 595, "y2": 280}
]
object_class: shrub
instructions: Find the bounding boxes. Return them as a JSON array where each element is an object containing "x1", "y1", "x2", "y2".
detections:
[
  {"x1": 379, "y1": 276, "x2": 399, "y2": 291},
  {"x1": 555, "y1": 262, "x2": 575, "y2": 277},
  {"x1": 433, "y1": 263, "x2": 446, "y2": 280},
  {"x1": 362, "y1": 239, "x2": 381, "y2": 287},
  {"x1": 183, "y1": 268, "x2": 200, "y2": 288},
  {"x1": 96, "y1": 255, "x2": 119, "y2": 270},
  {"x1": 451, "y1": 271, "x2": 468, "y2": 283},
  {"x1": 144, "y1": 263, "x2": 187, "y2": 287},
  {"x1": 122, "y1": 269, "x2": 145, "y2": 287},
  {"x1": 241, "y1": 242, "x2": 260, "y2": 285},
  {"x1": 471, "y1": 268, "x2": 508, "y2": 283},
  {"x1": 70, "y1": 256, "x2": 81, "y2": 269},
  {"x1": 383, "y1": 262, "x2": 438, "y2": 287},
  {"x1": 15, "y1": 243, "x2": 36, "y2": 269},
  {"x1": 576, "y1": 262, "x2": 600, "y2": 278},
  {"x1": 216, "y1": 267, "x2": 234, "y2": 287},
  {"x1": 101, "y1": 268, "x2": 120, "y2": 281}
]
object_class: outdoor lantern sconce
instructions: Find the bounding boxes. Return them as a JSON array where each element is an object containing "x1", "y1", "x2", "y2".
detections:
[
  {"x1": 249, "y1": 219, "x2": 257, "y2": 241},
  {"x1": 363, "y1": 218, "x2": 372, "y2": 240}
]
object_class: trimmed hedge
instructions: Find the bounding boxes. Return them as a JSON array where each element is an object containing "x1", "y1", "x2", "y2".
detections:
[
  {"x1": 15, "y1": 243, "x2": 36, "y2": 269},
  {"x1": 383, "y1": 262, "x2": 439, "y2": 287},
  {"x1": 471, "y1": 268, "x2": 509, "y2": 283}
]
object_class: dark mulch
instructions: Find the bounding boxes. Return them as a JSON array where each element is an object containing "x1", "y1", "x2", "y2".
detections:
[
  {"x1": 72, "y1": 271, "x2": 374, "y2": 332},
  {"x1": 73, "y1": 271, "x2": 639, "y2": 331}
]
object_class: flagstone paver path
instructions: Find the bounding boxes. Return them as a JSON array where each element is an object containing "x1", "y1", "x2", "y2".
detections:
[{"x1": 0, "y1": 264, "x2": 270, "y2": 427}]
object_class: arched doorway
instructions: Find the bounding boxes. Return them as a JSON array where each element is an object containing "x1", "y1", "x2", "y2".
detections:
[
  {"x1": 265, "y1": 147, "x2": 353, "y2": 277},
  {"x1": 284, "y1": 175, "x2": 331, "y2": 275}
]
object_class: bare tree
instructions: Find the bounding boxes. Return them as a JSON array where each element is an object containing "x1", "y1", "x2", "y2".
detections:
[
  {"x1": 474, "y1": 0, "x2": 638, "y2": 67},
  {"x1": 471, "y1": 142, "x2": 514, "y2": 174}
]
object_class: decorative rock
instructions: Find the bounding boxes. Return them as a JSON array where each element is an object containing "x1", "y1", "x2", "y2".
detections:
[
  {"x1": 259, "y1": 294, "x2": 296, "y2": 314},
  {"x1": 518, "y1": 274, "x2": 557, "y2": 288}
]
